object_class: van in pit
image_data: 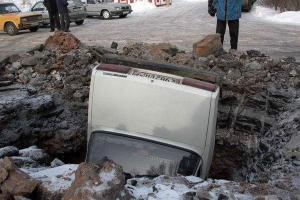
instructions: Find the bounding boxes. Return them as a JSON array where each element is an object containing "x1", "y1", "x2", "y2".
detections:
[{"x1": 86, "y1": 64, "x2": 219, "y2": 178}]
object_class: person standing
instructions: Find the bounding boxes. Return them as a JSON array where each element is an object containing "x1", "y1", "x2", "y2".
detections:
[
  {"x1": 56, "y1": 0, "x2": 70, "y2": 32},
  {"x1": 208, "y1": 0, "x2": 242, "y2": 50},
  {"x1": 43, "y1": 0, "x2": 61, "y2": 32}
]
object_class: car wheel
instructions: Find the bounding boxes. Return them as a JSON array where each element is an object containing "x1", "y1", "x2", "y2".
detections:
[
  {"x1": 75, "y1": 20, "x2": 84, "y2": 25},
  {"x1": 102, "y1": 10, "x2": 111, "y2": 20},
  {"x1": 119, "y1": 14, "x2": 127, "y2": 18},
  {"x1": 29, "y1": 26, "x2": 39, "y2": 32},
  {"x1": 5, "y1": 22, "x2": 18, "y2": 36}
]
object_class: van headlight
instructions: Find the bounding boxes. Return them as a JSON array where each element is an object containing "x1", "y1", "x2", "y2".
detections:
[{"x1": 115, "y1": 7, "x2": 120, "y2": 11}]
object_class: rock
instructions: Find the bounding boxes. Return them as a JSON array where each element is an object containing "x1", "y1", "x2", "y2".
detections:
[
  {"x1": 21, "y1": 56, "x2": 39, "y2": 67},
  {"x1": 289, "y1": 69, "x2": 297, "y2": 77},
  {"x1": 50, "y1": 158, "x2": 65, "y2": 167},
  {"x1": 44, "y1": 31, "x2": 81, "y2": 53},
  {"x1": 19, "y1": 146, "x2": 49, "y2": 163},
  {"x1": 245, "y1": 61, "x2": 262, "y2": 70},
  {"x1": 63, "y1": 160, "x2": 126, "y2": 200},
  {"x1": 10, "y1": 157, "x2": 41, "y2": 168},
  {"x1": 193, "y1": 34, "x2": 222, "y2": 58},
  {"x1": 111, "y1": 41, "x2": 118, "y2": 49},
  {"x1": 0, "y1": 146, "x2": 19, "y2": 159},
  {"x1": 0, "y1": 157, "x2": 38, "y2": 197}
]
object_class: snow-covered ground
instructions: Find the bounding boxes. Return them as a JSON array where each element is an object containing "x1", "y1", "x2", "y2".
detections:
[
  {"x1": 2, "y1": 0, "x2": 300, "y2": 26},
  {"x1": 1, "y1": 0, "x2": 300, "y2": 61},
  {"x1": 245, "y1": 5, "x2": 300, "y2": 26}
]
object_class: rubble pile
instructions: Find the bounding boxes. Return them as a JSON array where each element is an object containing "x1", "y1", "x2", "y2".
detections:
[
  {"x1": 0, "y1": 32, "x2": 299, "y2": 199},
  {"x1": 0, "y1": 31, "x2": 96, "y2": 161}
]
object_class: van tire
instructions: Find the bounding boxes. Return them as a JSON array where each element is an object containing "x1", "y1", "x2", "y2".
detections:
[
  {"x1": 5, "y1": 22, "x2": 18, "y2": 36},
  {"x1": 29, "y1": 26, "x2": 39, "y2": 32},
  {"x1": 102, "y1": 10, "x2": 111, "y2": 20},
  {"x1": 75, "y1": 20, "x2": 84, "y2": 25}
]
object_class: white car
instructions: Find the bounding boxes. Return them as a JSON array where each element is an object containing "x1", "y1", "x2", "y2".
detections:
[
  {"x1": 84, "y1": 0, "x2": 132, "y2": 19},
  {"x1": 86, "y1": 64, "x2": 219, "y2": 178}
]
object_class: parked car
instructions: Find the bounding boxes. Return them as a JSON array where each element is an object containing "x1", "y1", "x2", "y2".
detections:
[
  {"x1": 0, "y1": 3, "x2": 42, "y2": 36},
  {"x1": 84, "y1": 0, "x2": 132, "y2": 19},
  {"x1": 31, "y1": 0, "x2": 87, "y2": 26},
  {"x1": 242, "y1": 0, "x2": 256, "y2": 12},
  {"x1": 86, "y1": 64, "x2": 220, "y2": 178}
]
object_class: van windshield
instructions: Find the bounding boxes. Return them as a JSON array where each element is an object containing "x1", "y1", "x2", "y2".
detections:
[{"x1": 87, "y1": 132, "x2": 201, "y2": 177}]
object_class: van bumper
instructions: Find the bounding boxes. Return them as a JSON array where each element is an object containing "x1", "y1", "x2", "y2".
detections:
[{"x1": 19, "y1": 21, "x2": 41, "y2": 29}]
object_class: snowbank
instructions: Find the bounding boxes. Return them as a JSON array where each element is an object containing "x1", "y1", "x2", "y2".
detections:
[
  {"x1": 246, "y1": 5, "x2": 300, "y2": 26},
  {"x1": 130, "y1": 0, "x2": 156, "y2": 16}
]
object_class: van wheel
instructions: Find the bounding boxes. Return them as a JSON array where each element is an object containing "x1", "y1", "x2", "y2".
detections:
[
  {"x1": 75, "y1": 20, "x2": 84, "y2": 25},
  {"x1": 5, "y1": 22, "x2": 18, "y2": 36},
  {"x1": 102, "y1": 10, "x2": 111, "y2": 20},
  {"x1": 29, "y1": 26, "x2": 39, "y2": 32}
]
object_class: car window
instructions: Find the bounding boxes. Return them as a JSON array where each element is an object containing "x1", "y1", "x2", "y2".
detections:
[
  {"x1": 87, "y1": 131, "x2": 201, "y2": 177},
  {"x1": 87, "y1": 0, "x2": 96, "y2": 4},
  {"x1": 0, "y1": 4, "x2": 20, "y2": 14},
  {"x1": 32, "y1": 2, "x2": 46, "y2": 11}
]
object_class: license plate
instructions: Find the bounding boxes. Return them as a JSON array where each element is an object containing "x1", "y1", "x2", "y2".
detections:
[
  {"x1": 130, "y1": 69, "x2": 181, "y2": 84},
  {"x1": 123, "y1": 11, "x2": 129, "y2": 14}
]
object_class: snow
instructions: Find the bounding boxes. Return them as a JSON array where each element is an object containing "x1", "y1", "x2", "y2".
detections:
[
  {"x1": 130, "y1": 0, "x2": 156, "y2": 16},
  {"x1": 28, "y1": 164, "x2": 78, "y2": 192},
  {"x1": 244, "y1": 5, "x2": 300, "y2": 26},
  {"x1": 185, "y1": 176, "x2": 203, "y2": 184},
  {"x1": 99, "y1": 168, "x2": 116, "y2": 183}
]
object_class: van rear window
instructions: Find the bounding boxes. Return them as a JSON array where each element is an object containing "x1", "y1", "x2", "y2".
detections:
[{"x1": 87, "y1": 132, "x2": 201, "y2": 177}]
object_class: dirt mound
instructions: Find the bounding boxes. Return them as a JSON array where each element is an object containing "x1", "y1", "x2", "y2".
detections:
[{"x1": 45, "y1": 31, "x2": 81, "y2": 54}]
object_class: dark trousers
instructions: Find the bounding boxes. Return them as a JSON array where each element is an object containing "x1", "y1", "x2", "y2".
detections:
[
  {"x1": 59, "y1": 12, "x2": 70, "y2": 32},
  {"x1": 216, "y1": 19, "x2": 239, "y2": 50},
  {"x1": 49, "y1": 12, "x2": 61, "y2": 31}
]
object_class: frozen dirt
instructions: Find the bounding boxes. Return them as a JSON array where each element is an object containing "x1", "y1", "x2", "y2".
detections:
[{"x1": 0, "y1": 0, "x2": 300, "y2": 61}]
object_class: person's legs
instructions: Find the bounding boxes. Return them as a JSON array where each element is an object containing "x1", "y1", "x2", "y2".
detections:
[
  {"x1": 216, "y1": 19, "x2": 226, "y2": 45},
  {"x1": 60, "y1": 12, "x2": 65, "y2": 31},
  {"x1": 64, "y1": 12, "x2": 70, "y2": 32},
  {"x1": 54, "y1": 12, "x2": 61, "y2": 30},
  {"x1": 228, "y1": 19, "x2": 239, "y2": 50},
  {"x1": 49, "y1": 12, "x2": 55, "y2": 31}
]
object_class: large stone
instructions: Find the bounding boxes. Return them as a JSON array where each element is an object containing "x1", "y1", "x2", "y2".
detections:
[
  {"x1": 193, "y1": 34, "x2": 222, "y2": 58},
  {"x1": 19, "y1": 146, "x2": 49, "y2": 163},
  {"x1": 0, "y1": 146, "x2": 19, "y2": 159},
  {"x1": 63, "y1": 161, "x2": 127, "y2": 200},
  {"x1": 0, "y1": 157, "x2": 38, "y2": 197}
]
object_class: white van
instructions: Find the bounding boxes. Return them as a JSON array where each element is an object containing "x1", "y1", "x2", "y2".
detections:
[{"x1": 86, "y1": 64, "x2": 219, "y2": 178}]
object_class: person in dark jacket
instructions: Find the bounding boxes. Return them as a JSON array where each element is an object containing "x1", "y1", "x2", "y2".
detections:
[
  {"x1": 43, "y1": 0, "x2": 61, "y2": 32},
  {"x1": 56, "y1": 0, "x2": 70, "y2": 32},
  {"x1": 208, "y1": 0, "x2": 242, "y2": 50}
]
